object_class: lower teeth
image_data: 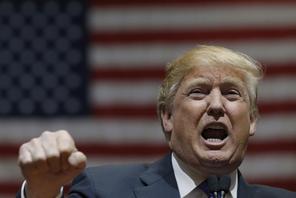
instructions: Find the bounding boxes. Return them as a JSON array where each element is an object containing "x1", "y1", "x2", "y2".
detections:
[{"x1": 207, "y1": 138, "x2": 222, "y2": 142}]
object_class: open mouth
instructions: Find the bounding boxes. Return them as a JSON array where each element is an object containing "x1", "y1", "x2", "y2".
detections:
[{"x1": 201, "y1": 123, "x2": 228, "y2": 143}]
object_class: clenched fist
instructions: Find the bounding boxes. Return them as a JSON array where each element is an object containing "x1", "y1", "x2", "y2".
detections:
[{"x1": 18, "y1": 130, "x2": 87, "y2": 198}]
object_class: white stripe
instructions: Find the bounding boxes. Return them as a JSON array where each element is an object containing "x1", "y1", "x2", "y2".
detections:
[
  {"x1": 0, "y1": 118, "x2": 164, "y2": 143},
  {"x1": 89, "y1": 5, "x2": 296, "y2": 31},
  {"x1": 90, "y1": 80, "x2": 160, "y2": 106},
  {"x1": 241, "y1": 153, "x2": 296, "y2": 179},
  {"x1": 254, "y1": 114, "x2": 296, "y2": 141},
  {"x1": 90, "y1": 78, "x2": 296, "y2": 105},
  {"x1": 89, "y1": 43, "x2": 189, "y2": 67},
  {"x1": 0, "y1": 115, "x2": 295, "y2": 143},
  {"x1": 0, "y1": 158, "x2": 23, "y2": 182},
  {"x1": 89, "y1": 40, "x2": 296, "y2": 67},
  {"x1": 258, "y1": 76, "x2": 296, "y2": 102}
]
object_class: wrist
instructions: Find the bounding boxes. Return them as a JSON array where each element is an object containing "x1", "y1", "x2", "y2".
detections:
[{"x1": 24, "y1": 180, "x2": 63, "y2": 198}]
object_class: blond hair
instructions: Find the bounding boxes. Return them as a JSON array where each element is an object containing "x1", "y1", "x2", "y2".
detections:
[{"x1": 157, "y1": 45, "x2": 263, "y2": 127}]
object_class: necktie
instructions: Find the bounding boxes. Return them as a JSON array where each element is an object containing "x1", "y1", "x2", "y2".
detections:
[
  {"x1": 199, "y1": 176, "x2": 230, "y2": 198},
  {"x1": 199, "y1": 179, "x2": 217, "y2": 198}
]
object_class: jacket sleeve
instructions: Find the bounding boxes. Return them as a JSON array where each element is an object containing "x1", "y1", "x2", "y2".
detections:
[{"x1": 67, "y1": 171, "x2": 97, "y2": 198}]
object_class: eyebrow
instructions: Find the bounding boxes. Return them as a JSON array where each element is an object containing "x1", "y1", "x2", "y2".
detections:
[
  {"x1": 184, "y1": 77, "x2": 211, "y2": 89},
  {"x1": 183, "y1": 76, "x2": 246, "y2": 93},
  {"x1": 221, "y1": 77, "x2": 245, "y2": 88}
]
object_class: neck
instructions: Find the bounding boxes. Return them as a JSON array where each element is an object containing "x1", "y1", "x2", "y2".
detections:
[
  {"x1": 172, "y1": 153, "x2": 236, "y2": 182},
  {"x1": 173, "y1": 153, "x2": 208, "y2": 183}
]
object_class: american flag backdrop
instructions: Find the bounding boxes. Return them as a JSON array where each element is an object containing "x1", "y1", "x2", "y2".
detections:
[{"x1": 0, "y1": 0, "x2": 296, "y2": 197}]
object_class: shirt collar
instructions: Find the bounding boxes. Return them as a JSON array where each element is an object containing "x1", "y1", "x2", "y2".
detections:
[{"x1": 171, "y1": 153, "x2": 238, "y2": 198}]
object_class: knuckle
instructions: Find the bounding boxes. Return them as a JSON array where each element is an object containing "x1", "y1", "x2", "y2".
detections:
[
  {"x1": 58, "y1": 130, "x2": 73, "y2": 141},
  {"x1": 32, "y1": 151, "x2": 47, "y2": 162},
  {"x1": 18, "y1": 157, "x2": 31, "y2": 166},
  {"x1": 30, "y1": 137, "x2": 40, "y2": 145},
  {"x1": 19, "y1": 143, "x2": 28, "y2": 153},
  {"x1": 34, "y1": 154, "x2": 47, "y2": 162},
  {"x1": 46, "y1": 150, "x2": 60, "y2": 159},
  {"x1": 18, "y1": 144, "x2": 32, "y2": 165},
  {"x1": 41, "y1": 131, "x2": 53, "y2": 138},
  {"x1": 57, "y1": 130, "x2": 69, "y2": 136},
  {"x1": 60, "y1": 144, "x2": 73, "y2": 154},
  {"x1": 18, "y1": 154, "x2": 27, "y2": 165}
]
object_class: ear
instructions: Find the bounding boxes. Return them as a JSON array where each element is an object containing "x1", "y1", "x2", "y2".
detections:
[
  {"x1": 249, "y1": 117, "x2": 256, "y2": 136},
  {"x1": 161, "y1": 109, "x2": 173, "y2": 133}
]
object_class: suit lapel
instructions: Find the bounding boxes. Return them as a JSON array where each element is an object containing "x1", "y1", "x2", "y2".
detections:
[
  {"x1": 237, "y1": 171, "x2": 256, "y2": 198},
  {"x1": 134, "y1": 156, "x2": 260, "y2": 198},
  {"x1": 134, "y1": 154, "x2": 179, "y2": 198}
]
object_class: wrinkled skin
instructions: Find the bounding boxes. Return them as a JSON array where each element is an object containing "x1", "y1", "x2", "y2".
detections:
[{"x1": 161, "y1": 65, "x2": 256, "y2": 181}]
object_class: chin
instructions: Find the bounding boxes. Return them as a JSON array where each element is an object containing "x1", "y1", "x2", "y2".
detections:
[
  {"x1": 200, "y1": 159, "x2": 238, "y2": 176},
  {"x1": 200, "y1": 150, "x2": 238, "y2": 169},
  {"x1": 204, "y1": 149, "x2": 231, "y2": 160}
]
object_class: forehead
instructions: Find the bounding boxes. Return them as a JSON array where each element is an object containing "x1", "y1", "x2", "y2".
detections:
[{"x1": 181, "y1": 65, "x2": 246, "y2": 87}]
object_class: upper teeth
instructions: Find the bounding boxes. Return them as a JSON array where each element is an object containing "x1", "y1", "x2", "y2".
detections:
[{"x1": 208, "y1": 125, "x2": 225, "y2": 130}]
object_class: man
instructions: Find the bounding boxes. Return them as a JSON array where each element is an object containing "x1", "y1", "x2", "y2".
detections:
[{"x1": 17, "y1": 45, "x2": 296, "y2": 198}]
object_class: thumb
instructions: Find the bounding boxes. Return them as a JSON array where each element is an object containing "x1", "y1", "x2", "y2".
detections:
[
  {"x1": 68, "y1": 151, "x2": 87, "y2": 170},
  {"x1": 53, "y1": 151, "x2": 87, "y2": 186}
]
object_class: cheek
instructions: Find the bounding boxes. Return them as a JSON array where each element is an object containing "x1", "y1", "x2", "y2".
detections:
[
  {"x1": 171, "y1": 101, "x2": 206, "y2": 138},
  {"x1": 176, "y1": 103, "x2": 204, "y2": 131},
  {"x1": 228, "y1": 103, "x2": 252, "y2": 138},
  {"x1": 178, "y1": 100, "x2": 207, "y2": 117}
]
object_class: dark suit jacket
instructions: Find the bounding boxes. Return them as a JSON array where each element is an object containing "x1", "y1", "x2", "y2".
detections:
[
  {"x1": 17, "y1": 154, "x2": 295, "y2": 197},
  {"x1": 67, "y1": 154, "x2": 295, "y2": 198}
]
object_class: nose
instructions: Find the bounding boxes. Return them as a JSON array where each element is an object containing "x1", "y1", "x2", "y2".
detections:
[{"x1": 207, "y1": 89, "x2": 225, "y2": 120}]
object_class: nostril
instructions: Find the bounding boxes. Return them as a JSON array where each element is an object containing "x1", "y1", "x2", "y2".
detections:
[
  {"x1": 206, "y1": 90, "x2": 225, "y2": 119},
  {"x1": 207, "y1": 107, "x2": 225, "y2": 119},
  {"x1": 207, "y1": 93, "x2": 225, "y2": 108}
]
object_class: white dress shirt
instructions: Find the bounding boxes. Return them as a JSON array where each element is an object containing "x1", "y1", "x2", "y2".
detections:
[{"x1": 172, "y1": 153, "x2": 238, "y2": 198}]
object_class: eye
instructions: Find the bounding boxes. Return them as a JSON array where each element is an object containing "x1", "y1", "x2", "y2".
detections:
[
  {"x1": 188, "y1": 88, "x2": 208, "y2": 99},
  {"x1": 223, "y1": 89, "x2": 241, "y2": 101}
]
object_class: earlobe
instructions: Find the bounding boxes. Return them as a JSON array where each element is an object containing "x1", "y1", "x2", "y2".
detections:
[
  {"x1": 161, "y1": 110, "x2": 173, "y2": 132},
  {"x1": 249, "y1": 119, "x2": 256, "y2": 136}
]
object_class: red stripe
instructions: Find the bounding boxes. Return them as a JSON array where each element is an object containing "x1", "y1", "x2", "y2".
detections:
[
  {"x1": 91, "y1": 101, "x2": 296, "y2": 119},
  {"x1": 79, "y1": 143, "x2": 169, "y2": 157},
  {"x1": 91, "y1": 27, "x2": 296, "y2": 44},
  {"x1": 247, "y1": 178, "x2": 296, "y2": 191},
  {"x1": 0, "y1": 181, "x2": 22, "y2": 195},
  {"x1": 247, "y1": 139, "x2": 296, "y2": 154},
  {"x1": 1, "y1": 179, "x2": 295, "y2": 194},
  {"x1": 1, "y1": 139, "x2": 295, "y2": 157},
  {"x1": 91, "y1": 67, "x2": 165, "y2": 81},
  {"x1": 0, "y1": 181, "x2": 71, "y2": 195},
  {"x1": 264, "y1": 63, "x2": 296, "y2": 77},
  {"x1": 259, "y1": 101, "x2": 296, "y2": 115},
  {"x1": 90, "y1": 0, "x2": 296, "y2": 7},
  {"x1": 80, "y1": 141, "x2": 296, "y2": 156},
  {"x1": 91, "y1": 63, "x2": 296, "y2": 81},
  {"x1": 0, "y1": 142, "x2": 168, "y2": 157},
  {"x1": 92, "y1": 104, "x2": 157, "y2": 118}
]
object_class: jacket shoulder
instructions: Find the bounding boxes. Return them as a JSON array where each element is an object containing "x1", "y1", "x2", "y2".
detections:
[
  {"x1": 248, "y1": 184, "x2": 296, "y2": 198},
  {"x1": 86, "y1": 163, "x2": 148, "y2": 185},
  {"x1": 69, "y1": 163, "x2": 149, "y2": 197}
]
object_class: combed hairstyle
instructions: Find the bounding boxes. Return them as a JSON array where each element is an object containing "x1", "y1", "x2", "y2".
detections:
[{"x1": 157, "y1": 45, "x2": 263, "y2": 134}]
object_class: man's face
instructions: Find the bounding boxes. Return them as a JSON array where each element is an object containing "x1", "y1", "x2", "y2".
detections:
[{"x1": 162, "y1": 65, "x2": 256, "y2": 177}]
